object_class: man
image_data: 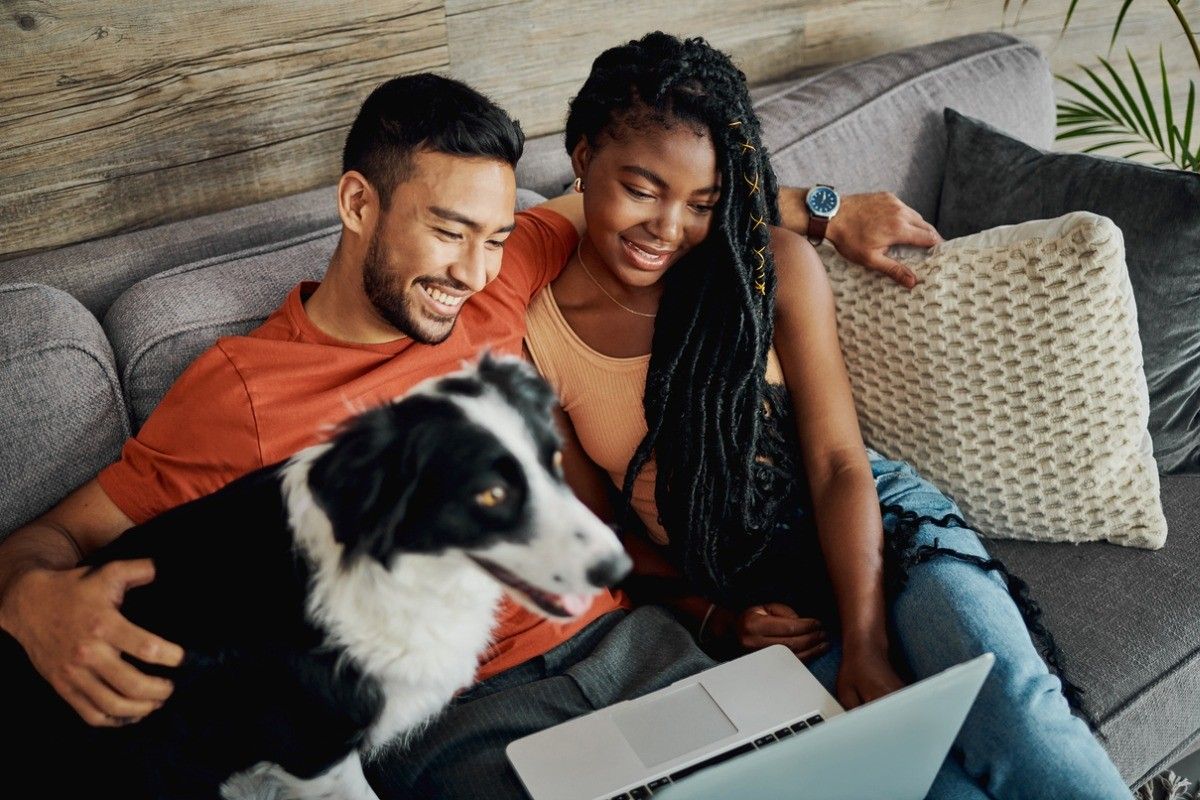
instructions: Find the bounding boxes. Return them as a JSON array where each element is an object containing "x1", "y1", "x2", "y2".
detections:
[{"x1": 0, "y1": 73, "x2": 938, "y2": 795}]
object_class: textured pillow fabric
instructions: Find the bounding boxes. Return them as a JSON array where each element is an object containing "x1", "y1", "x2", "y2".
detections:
[
  {"x1": 937, "y1": 108, "x2": 1200, "y2": 474},
  {"x1": 821, "y1": 212, "x2": 1166, "y2": 548}
]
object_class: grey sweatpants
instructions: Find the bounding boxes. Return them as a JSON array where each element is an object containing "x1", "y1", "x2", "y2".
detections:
[{"x1": 363, "y1": 606, "x2": 716, "y2": 799}]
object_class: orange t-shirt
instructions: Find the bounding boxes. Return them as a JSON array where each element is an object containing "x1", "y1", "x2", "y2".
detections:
[{"x1": 97, "y1": 206, "x2": 629, "y2": 682}]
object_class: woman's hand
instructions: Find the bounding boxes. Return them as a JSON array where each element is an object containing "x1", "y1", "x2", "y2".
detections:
[
  {"x1": 710, "y1": 602, "x2": 830, "y2": 662},
  {"x1": 835, "y1": 646, "x2": 906, "y2": 709}
]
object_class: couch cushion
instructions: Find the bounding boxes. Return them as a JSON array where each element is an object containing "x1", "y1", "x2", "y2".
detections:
[
  {"x1": 0, "y1": 284, "x2": 130, "y2": 537},
  {"x1": 757, "y1": 32, "x2": 1054, "y2": 222},
  {"x1": 104, "y1": 228, "x2": 338, "y2": 429},
  {"x1": 822, "y1": 212, "x2": 1165, "y2": 548},
  {"x1": 1, "y1": 186, "x2": 338, "y2": 319},
  {"x1": 936, "y1": 109, "x2": 1200, "y2": 474},
  {"x1": 987, "y1": 473, "x2": 1200, "y2": 785}
]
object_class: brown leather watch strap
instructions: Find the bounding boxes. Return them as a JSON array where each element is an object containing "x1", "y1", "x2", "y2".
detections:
[{"x1": 807, "y1": 214, "x2": 829, "y2": 247}]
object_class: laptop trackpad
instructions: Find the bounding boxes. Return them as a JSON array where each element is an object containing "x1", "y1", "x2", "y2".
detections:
[{"x1": 612, "y1": 683, "x2": 737, "y2": 769}]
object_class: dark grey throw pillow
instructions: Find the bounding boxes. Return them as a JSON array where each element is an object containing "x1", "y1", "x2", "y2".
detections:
[{"x1": 937, "y1": 108, "x2": 1200, "y2": 474}]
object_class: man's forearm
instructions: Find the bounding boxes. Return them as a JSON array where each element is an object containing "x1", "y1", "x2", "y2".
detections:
[{"x1": 0, "y1": 523, "x2": 80, "y2": 633}]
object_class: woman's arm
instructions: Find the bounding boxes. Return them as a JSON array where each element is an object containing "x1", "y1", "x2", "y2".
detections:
[{"x1": 769, "y1": 226, "x2": 904, "y2": 706}]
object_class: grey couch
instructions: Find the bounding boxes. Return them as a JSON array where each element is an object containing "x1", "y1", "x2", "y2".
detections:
[{"x1": 2, "y1": 32, "x2": 1196, "y2": 790}]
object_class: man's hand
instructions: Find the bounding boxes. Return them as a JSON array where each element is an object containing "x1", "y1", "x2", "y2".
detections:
[
  {"x1": 835, "y1": 646, "x2": 906, "y2": 709},
  {"x1": 3, "y1": 560, "x2": 184, "y2": 727},
  {"x1": 826, "y1": 192, "x2": 941, "y2": 289},
  {"x1": 713, "y1": 602, "x2": 830, "y2": 662}
]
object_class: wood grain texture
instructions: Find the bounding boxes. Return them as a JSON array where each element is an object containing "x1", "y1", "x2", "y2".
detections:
[
  {"x1": 445, "y1": 0, "x2": 806, "y2": 138},
  {"x1": 0, "y1": 0, "x2": 447, "y2": 259},
  {"x1": 0, "y1": 0, "x2": 1193, "y2": 259}
]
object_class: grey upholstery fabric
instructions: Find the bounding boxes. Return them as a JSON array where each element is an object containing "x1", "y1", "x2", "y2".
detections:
[
  {"x1": 0, "y1": 284, "x2": 129, "y2": 538},
  {"x1": 937, "y1": 109, "x2": 1200, "y2": 473},
  {"x1": 0, "y1": 186, "x2": 338, "y2": 318},
  {"x1": 987, "y1": 474, "x2": 1200, "y2": 785},
  {"x1": 104, "y1": 228, "x2": 337, "y2": 429},
  {"x1": 757, "y1": 33, "x2": 1054, "y2": 221}
]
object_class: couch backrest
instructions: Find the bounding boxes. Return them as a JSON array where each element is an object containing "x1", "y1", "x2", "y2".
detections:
[{"x1": 0, "y1": 33, "x2": 1055, "y2": 537}]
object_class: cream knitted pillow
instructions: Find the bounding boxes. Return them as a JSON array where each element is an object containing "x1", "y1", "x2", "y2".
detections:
[{"x1": 821, "y1": 211, "x2": 1166, "y2": 548}]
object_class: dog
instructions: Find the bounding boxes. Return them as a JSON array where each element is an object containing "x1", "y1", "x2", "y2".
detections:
[{"x1": 3, "y1": 354, "x2": 631, "y2": 800}]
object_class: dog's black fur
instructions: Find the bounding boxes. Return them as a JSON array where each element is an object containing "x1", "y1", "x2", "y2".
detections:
[{"x1": 2, "y1": 356, "x2": 618, "y2": 799}]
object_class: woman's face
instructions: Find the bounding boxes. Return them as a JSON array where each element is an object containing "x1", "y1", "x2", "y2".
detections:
[{"x1": 573, "y1": 120, "x2": 721, "y2": 290}]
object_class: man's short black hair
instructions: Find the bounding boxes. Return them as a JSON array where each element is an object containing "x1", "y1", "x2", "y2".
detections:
[{"x1": 342, "y1": 73, "x2": 524, "y2": 207}]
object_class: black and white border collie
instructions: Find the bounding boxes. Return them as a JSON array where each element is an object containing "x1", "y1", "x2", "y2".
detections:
[{"x1": 6, "y1": 355, "x2": 630, "y2": 800}]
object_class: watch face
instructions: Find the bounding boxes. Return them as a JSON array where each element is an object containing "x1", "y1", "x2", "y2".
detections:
[{"x1": 806, "y1": 186, "x2": 839, "y2": 217}]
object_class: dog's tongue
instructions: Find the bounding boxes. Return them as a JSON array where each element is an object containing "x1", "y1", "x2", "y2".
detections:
[{"x1": 559, "y1": 593, "x2": 593, "y2": 617}]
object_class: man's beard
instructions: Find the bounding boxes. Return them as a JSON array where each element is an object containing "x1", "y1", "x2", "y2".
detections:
[{"x1": 361, "y1": 231, "x2": 457, "y2": 345}]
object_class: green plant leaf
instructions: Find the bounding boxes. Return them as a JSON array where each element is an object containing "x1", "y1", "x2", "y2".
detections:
[
  {"x1": 1082, "y1": 139, "x2": 1149, "y2": 152},
  {"x1": 1179, "y1": 81, "x2": 1196, "y2": 169},
  {"x1": 1097, "y1": 57, "x2": 1153, "y2": 141},
  {"x1": 1126, "y1": 49, "x2": 1164, "y2": 150},
  {"x1": 1057, "y1": 125, "x2": 1134, "y2": 139},
  {"x1": 1109, "y1": 0, "x2": 1136, "y2": 54},
  {"x1": 1161, "y1": 47, "x2": 1176, "y2": 160},
  {"x1": 1059, "y1": 72, "x2": 1127, "y2": 127},
  {"x1": 1061, "y1": 0, "x2": 1081, "y2": 37}
]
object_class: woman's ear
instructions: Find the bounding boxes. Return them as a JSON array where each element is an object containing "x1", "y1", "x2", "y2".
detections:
[{"x1": 570, "y1": 137, "x2": 593, "y2": 183}]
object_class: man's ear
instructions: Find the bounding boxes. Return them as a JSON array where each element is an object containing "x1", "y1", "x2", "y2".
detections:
[
  {"x1": 570, "y1": 137, "x2": 593, "y2": 185},
  {"x1": 337, "y1": 170, "x2": 376, "y2": 238}
]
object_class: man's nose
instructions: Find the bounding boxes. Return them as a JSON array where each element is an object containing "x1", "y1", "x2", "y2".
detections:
[{"x1": 449, "y1": 244, "x2": 490, "y2": 293}]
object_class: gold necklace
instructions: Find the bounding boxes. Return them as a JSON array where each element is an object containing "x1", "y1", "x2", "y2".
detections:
[{"x1": 575, "y1": 241, "x2": 657, "y2": 319}]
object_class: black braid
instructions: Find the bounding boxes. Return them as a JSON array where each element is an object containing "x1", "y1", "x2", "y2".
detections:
[{"x1": 566, "y1": 33, "x2": 783, "y2": 602}]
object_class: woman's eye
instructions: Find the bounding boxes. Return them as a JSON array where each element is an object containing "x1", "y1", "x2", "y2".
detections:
[
  {"x1": 624, "y1": 186, "x2": 654, "y2": 200},
  {"x1": 485, "y1": 239, "x2": 507, "y2": 250},
  {"x1": 690, "y1": 204, "x2": 714, "y2": 214}
]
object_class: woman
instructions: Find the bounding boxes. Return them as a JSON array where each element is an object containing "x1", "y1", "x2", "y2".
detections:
[{"x1": 523, "y1": 32, "x2": 1129, "y2": 799}]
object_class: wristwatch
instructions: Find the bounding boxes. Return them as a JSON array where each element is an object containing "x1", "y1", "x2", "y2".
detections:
[{"x1": 804, "y1": 185, "x2": 840, "y2": 247}]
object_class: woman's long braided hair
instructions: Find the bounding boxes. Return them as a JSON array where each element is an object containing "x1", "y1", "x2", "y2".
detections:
[
  {"x1": 564, "y1": 34, "x2": 1094, "y2": 724},
  {"x1": 565, "y1": 33, "x2": 790, "y2": 603}
]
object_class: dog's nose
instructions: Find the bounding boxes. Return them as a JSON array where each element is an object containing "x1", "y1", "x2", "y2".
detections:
[{"x1": 586, "y1": 552, "x2": 633, "y2": 588}]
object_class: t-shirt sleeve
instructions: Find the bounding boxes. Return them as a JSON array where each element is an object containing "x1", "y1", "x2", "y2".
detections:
[
  {"x1": 498, "y1": 206, "x2": 578, "y2": 303},
  {"x1": 96, "y1": 343, "x2": 262, "y2": 525}
]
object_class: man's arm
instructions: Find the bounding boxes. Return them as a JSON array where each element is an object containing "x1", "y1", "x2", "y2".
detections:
[
  {"x1": 0, "y1": 480, "x2": 184, "y2": 727},
  {"x1": 538, "y1": 188, "x2": 941, "y2": 288},
  {"x1": 777, "y1": 187, "x2": 941, "y2": 289}
]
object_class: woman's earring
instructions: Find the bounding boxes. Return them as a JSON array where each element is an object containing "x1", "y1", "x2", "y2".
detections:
[{"x1": 573, "y1": 177, "x2": 585, "y2": 193}]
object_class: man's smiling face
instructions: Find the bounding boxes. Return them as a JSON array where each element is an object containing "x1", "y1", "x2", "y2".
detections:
[{"x1": 362, "y1": 150, "x2": 517, "y2": 344}]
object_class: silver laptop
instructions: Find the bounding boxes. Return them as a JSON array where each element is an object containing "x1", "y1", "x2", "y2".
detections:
[{"x1": 507, "y1": 645, "x2": 994, "y2": 800}]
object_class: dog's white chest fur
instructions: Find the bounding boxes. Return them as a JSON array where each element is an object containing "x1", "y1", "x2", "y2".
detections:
[{"x1": 283, "y1": 450, "x2": 504, "y2": 751}]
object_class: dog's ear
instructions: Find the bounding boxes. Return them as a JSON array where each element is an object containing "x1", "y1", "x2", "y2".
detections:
[
  {"x1": 306, "y1": 402, "x2": 438, "y2": 566},
  {"x1": 474, "y1": 351, "x2": 556, "y2": 422}
]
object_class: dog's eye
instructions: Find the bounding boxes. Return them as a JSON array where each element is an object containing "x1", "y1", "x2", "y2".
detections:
[
  {"x1": 475, "y1": 485, "x2": 508, "y2": 507},
  {"x1": 552, "y1": 450, "x2": 564, "y2": 472}
]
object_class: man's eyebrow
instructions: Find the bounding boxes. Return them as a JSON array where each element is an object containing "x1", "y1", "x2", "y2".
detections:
[
  {"x1": 619, "y1": 166, "x2": 720, "y2": 195},
  {"x1": 428, "y1": 206, "x2": 516, "y2": 234}
]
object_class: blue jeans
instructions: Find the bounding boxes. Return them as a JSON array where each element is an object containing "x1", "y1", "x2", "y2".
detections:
[{"x1": 799, "y1": 450, "x2": 1129, "y2": 799}]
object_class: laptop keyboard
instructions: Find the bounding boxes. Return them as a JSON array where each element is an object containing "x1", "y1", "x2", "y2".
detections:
[{"x1": 607, "y1": 713, "x2": 825, "y2": 799}]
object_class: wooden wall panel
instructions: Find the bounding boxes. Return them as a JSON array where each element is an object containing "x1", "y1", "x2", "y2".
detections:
[
  {"x1": 0, "y1": 1, "x2": 447, "y2": 259},
  {"x1": 0, "y1": 0, "x2": 1193, "y2": 260},
  {"x1": 445, "y1": 0, "x2": 807, "y2": 138}
]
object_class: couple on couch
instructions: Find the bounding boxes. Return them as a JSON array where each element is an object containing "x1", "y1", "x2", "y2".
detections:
[{"x1": 0, "y1": 32, "x2": 1129, "y2": 800}]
